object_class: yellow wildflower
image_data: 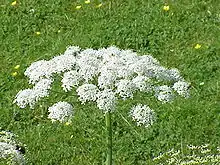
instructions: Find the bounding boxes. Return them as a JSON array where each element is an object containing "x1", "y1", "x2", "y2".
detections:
[
  {"x1": 76, "y1": 5, "x2": 82, "y2": 10},
  {"x1": 65, "y1": 122, "x2": 71, "y2": 126},
  {"x1": 12, "y1": 72, "x2": 18, "y2": 77},
  {"x1": 11, "y1": 1, "x2": 17, "y2": 6},
  {"x1": 36, "y1": 32, "x2": 41, "y2": 35},
  {"x1": 96, "y1": 3, "x2": 102, "y2": 8},
  {"x1": 14, "y1": 65, "x2": 20, "y2": 69},
  {"x1": 85, "y1": 0, "x2": 90, "y2": 4},
  {"x1": 194, "y1": 44, "x2": 201, "y2": 49},
  {"x1": 58, "y1": 30, "x2": 61, "y2": 33},
  {"x1": 163, "y1": 5, "x2": 169, "y2": 11}
]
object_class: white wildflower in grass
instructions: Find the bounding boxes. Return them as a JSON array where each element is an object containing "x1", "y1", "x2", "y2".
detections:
[
  {"x1": 0, "y1": 131, "x2": 26, "y2": 165},
  {"x1": 115, "y1": 79, "x2": 135, "y2": 99},
  {"x1": 96, "y1": 89, "x2": 116, "y2": 113},
  {"x1": 48, "y1": 101, "x2": 74, "y2": 123},
  {"x1": 153, "y1": 144, "x2": 220, "y2": 164},
  {"x1": 14, "y1": 45, "x2": 191, "y2": 164},
  {"x1": 155, "y1": 85, "x2": 174, "y2": 103},
  {"x1": 76, "y1": 84, "x2": 99, "y2": 104},
  {"x1": 0, "y1": 142, "x2": 25, "y2": 164},
  {"x1": 173, "y1": 81, "x2": 190, "y2": 98},
  {"x1": 15, "y1": 45, "x2": 190, "y2": 110},
  {"x1": 130, "y1": 104, "x2": 156, "y2": 128},
  {"x1": 62, "y1": 70, "x2": 82, "y2": 91}
]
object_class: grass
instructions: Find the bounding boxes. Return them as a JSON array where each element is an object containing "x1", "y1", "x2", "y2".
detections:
[{"x1": 0, "y1": 0, "x2": 220, "y2": 164}]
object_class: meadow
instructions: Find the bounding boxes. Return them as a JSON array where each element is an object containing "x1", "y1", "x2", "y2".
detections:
[{"x1": 0, "y1": 0, "x2": 220, "y2": 164}]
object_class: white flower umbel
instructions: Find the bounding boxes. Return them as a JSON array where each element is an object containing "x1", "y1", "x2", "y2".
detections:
[
  {"x1": 115, "y1": 79, "x2": 136, "y2": 99},
  {"x1": 50, "y1": 53, "x2": 77, "y2": 74},
  {"x1": 132, "y1": 75, "x2": 152, "y2": 92},
  {"x1": 13, "y1": 89, "x2": 36, "y2": 109},
  {"x1": 96, "y1": 89, "x2": 116, "y2": 113},
  {"x1": 33, "y1": 78, "x2": 52, "y2": 98},
  {"x1": 62, "y1": 70, "x2": 82, "y2": 92},
  {"x1": 14, "y1": 79, "x2": 52, "y2": 109},
  {"x1": 48, "y1": 101, "x2": 74, "y2": 123},
  {"x1": 15, "y1": 45, "x2": 190, "y2": 115},
  {"x1": 76, "y1": 84, "x2": 99, "y2": 104},
  {"x1": 0, "y1": 142, "x2": 25, "y2": 165},
  {"x1": 77, "y1": 53, "x2": 101, "y2": 82},
  {"x1": 155, "y1": 85, "x2": 174, "y2": 103},
  {"x1": 130, "y1": 104, "x2": 156, "y2": 128},
  {"x1": 24, "y1": 60, "x2": 53, "y2": 84},
  {"x1": 98, "y1": 70, "x2": 117, "y2": 89},
  {"x1": 0, "y1": 131, "x2": 26, "y2": 165},
  {"x1": 173, "y1": 81, "x2": 190, "y2": 98}
]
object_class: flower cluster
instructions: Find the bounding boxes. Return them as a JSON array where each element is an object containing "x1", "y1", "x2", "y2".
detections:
[
  {"x1": 14, "y1": 46, "x2": 190, "y2": 126},
  {"x1": 48, "y1": 102, "x2": 74, "y2": 123},
  {"x1": 130, "y1": 104, "x2": 156, "y2": 127},
  {"x1": 153, "y1": 144, "x2": 220, "y2": 164},
  {"x1": 0, "y1": 131, "x2": 26, "y2": 165}
]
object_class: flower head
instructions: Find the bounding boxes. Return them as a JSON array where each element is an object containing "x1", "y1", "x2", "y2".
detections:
[
  {"x1": 11, "y1": 72, "x2": 18, "y2": 77},
  {"x1": 62, "y1": 70, "x2": 82, "y2": 91},
  {"x1": 76, "y1": 84, "x2": 99, "y2": 104},
  {"x1": 85, "y1": 0, "x2": 90, "y2": 4},
  {"x1": 163, "y1": 5, "x2": 170, "y2": 11},
  {"x1": 14, "y1": 65, "x2": 20, "y2": 70},
  {"x1": 130, "y1": 104, "x2": 156, "y2": 128},
  {"x1": 48, "y1": 102, "x2": 74, "y2": 123},
  {"x1": 173, "y1": 81, "x2": 190, "y2": 98},
  {"x1": 115, "y1": 79, "x2": 135, "y2": 99},
  {"x1": 76, "y1": 5, "x2": 82, "y2": 10},
  {"x1": 35, "y1": 32, "x2": 41, "y2": 35},
  {"x1": 132, "y1": 75, "x2": 152, "y2": 92},
  {"x1": 0, "y1": 131, "x2": 26, "y2": 164},
  {"x1": 194, "y1": 44, "x2": 201, "y2": 49},
  {"x1": 96, "y1": 89, "x2": 116, "y2": 113},
  {"x1": 11, "y1": 1, "x2": 17, "y2": 6},
  {"x1": 155, "y1": 85, "x2": 174, "y2": 103},
  {"x1": 96, "y1": 3, "x2": 102, "y2": 8}
]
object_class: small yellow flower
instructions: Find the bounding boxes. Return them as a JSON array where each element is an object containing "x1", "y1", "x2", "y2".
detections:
[
  {"x1": 14, "y1": 65, "x2": 20, "y2": 69},
  {"x1": 96, "y1": 3, "x2": 102, "y2": 8},
  {"x1": 76, "y1": 5, "x2": 82, "y2": 10},
  {"x1": 36, "y1": 32, "x2": 41, "y2": 35},
  {"x1": 194, "y1": 44, "x2": 201, "y2": 49},
  {"x1": 11, "y1": 1, "x2": 17, "y2": 6},
  {"x1": 12, "y1": 72, "x2": 18, "y2": 77},
  {"x1": 163, "y1": 5, "x2": 169, "y2": 11},
  {"x1": 85, "y1": 0, "x2": 90, "y2": 4},
  {"x1": 57, "y1": 30, "x2": 61, "y2": 33},
  {"x1": 65, "y1": 122, "x2": 71, "y2": 126}
]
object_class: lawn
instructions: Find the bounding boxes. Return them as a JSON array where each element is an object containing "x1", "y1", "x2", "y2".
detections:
[{"x1": 0, "y1": 0, "x2": 220, "y2": 164}]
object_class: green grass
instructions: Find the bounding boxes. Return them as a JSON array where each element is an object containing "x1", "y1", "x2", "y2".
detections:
[{"x1": 0, "y1": 0, "x2": 220, "y2": 164}]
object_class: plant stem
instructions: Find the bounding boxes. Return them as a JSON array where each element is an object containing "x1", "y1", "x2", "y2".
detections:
[{"x1": 105, "y1": 111, "x2": 112, "y2": 165}]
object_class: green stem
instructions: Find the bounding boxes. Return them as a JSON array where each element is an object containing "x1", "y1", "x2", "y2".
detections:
[{"x1": 105, "y1": 111, "x2": 112, "y2": 165}]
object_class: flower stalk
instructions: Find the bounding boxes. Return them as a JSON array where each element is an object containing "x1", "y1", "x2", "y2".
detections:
[{"x1": 105, "y1": 111, "x2": 112, "y2": 165}]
